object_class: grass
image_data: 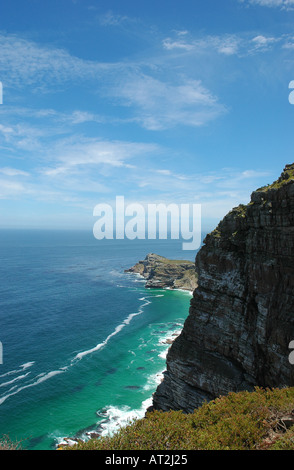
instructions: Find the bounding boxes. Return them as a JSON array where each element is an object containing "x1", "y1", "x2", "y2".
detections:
[
  {"x1": 61, "y1": 387, "x2": 294, "y2": 451},
  {"x1": 256, "y1": 163, "x2": 294, "y2": 193},
  {"x1": 149, "y1": 254, "x2": 194, "y2": 265}
]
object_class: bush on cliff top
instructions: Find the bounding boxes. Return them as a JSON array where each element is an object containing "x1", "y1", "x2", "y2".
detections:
[{"x1": 65, "y1": 387, "x2": 294, "y2": 451}]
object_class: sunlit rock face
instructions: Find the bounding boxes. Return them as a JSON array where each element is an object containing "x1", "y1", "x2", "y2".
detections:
[{"x1": 152, "y1": 164, "x2": 294, "y2": 413}]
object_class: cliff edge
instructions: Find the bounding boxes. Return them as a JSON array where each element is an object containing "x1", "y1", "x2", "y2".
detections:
[{"x1": 152, "y1": 164, "x2": 294, "y2": 413}]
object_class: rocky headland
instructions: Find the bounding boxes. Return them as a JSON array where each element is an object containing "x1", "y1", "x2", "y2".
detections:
[
  {"x1": 125, "y1": 252, "x2": 198, "y2": 292},
  {"x1": 151, "y1": 163, "x2": 294, "y2": 413}
]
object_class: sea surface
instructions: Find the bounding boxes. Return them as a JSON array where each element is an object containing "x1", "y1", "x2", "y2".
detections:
[{"x1": 0, "y1": 229, "x2": 200, "y2": 450}]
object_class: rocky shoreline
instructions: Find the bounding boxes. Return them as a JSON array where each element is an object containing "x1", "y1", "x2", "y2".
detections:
[{"x1": 124, "y1": 253, "x2": 198, "y2": 292}]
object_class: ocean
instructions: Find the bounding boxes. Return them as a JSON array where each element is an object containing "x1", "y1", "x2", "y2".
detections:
[{"x1": 0, "y1": 229, "x2": 199, "y2": 450}]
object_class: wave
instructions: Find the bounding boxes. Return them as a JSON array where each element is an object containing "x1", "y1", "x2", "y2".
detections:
[
  {"x1": 143, "y1": 371, "x2": 164, "y2": 391},
  {"x1": 0, "y1": 372, "x2": 31, "y2": 389},
  {"x1": 72, "y1": 297, "x2": 151, "y2": 362},
  {"x1": 0, "y1": 369, "x2": 66, "y2": 405},
  {"x1": 158, "y1": 348, "x2": 169, "y2": 359},
  {"x1": 53, "y1": 314, "x2": 183, "y2": 448},
  {"x1": 0, "y1": 361, "x2": 35, "y2": 380},
  {"x1": 55, "y1": 397, "x2": 153, "y2": 448},
  {"x1": 0, "y1": 296, "x2": 152, "y2": 407}
]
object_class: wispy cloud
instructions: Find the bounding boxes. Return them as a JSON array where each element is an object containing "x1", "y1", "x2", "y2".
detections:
[
  {"x1": 98, "y1": 10, "x2": 134, "y2": 26},
  {"x1": 251, "y1": 35, "x2": 279, "y2": 50},
  {"x1": 238, "y1": 0, "x2": 294, "y2": 10},
  {"x1": 0, "y1": 137, "x2": 161, "y2": 204},
  {"x1": 0, "y1": 167, "x2": 30, "y2": 177},
  {"x1": 0, "y1": 28, "x2": 287, "y2": 137},
  {"x1": 0, "y1": 178, "x2": 28, "y2": 199},
  {"x1": 162, "y1": 33, "x2": 241, "y2": 55},
  {"x1": 162, "y1": 30, "x2": 292, "y2": 57},
  {"x1": 162, "y1": 37, "x2": 195, "y2": 51},
  {"x1": 111, "y1": 73, "x2": 227, "y2": 130},
  {"x1": 0, "y1": 33, "x2": 118, "y2": 92},
  {"x1": 41, "y1": 137, "x2": 160, "y2": 175}
]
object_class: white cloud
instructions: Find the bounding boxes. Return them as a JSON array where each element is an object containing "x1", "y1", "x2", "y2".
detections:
[
  {"x1": 0, "y1": 138, "x2": 159, "y2": 202},
  {"x1": 155, "y1": 169, "x2": 172, "y2": 176},
  {"x1": 0, "y1": 167, "x2": 30, "y2": 177},
  {"x1": 162, "y1": 30, "x2": 293, "y2": 59},
  {"x1": 251, "y1": 35, "x2": 279, "y2": 51},
  {"x1": 212, "y1": 36, "x2": 241, "y2": 55},
  {"x1": 0, "y1": 33, "x2": 117, "y2": 91},
  {"x1": 113, "y1": 73, "x2": 226, "y2": 130},
  {"x1": 283, "y1": 40, "x2": 294, "y2": 48},
  {"x1": 98, "y1": 11, "x2": 132, "y2": 26},
  {"x1": 162, "y1": 38, "x2": 195, "y2": 51},
  {"x1": 0, "y1": 178, "x2": 29, "y2": 199},
  {"x1": 239, "y1": 0, "x2": 294, "y2": 9},
  {"x1": 41, "y1": 137, "x2": 160, "y2": 176},
  {"x1": 163, "y1": 33, "x2": 241, "y2": 56},
  {"x1": 0, "y1": 120, "x2": 49, "y2": 152},
  {"x1": 0, "y1": 124, "x2": 14, "y2": 136}
]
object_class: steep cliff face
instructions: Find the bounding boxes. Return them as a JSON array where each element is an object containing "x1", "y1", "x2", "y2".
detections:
[{"x1": 152, "y1": 164, "x2": 294, "y2": 413}]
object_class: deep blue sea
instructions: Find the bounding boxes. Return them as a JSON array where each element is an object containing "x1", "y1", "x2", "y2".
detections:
[{"x1": 0, "y1": 230, "x2": 199, "y2": 450}]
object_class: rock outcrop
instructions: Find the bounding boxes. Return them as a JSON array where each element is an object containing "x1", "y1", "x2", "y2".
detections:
[
  {"x1": 125, "y1": 253, "x2": 198, "y2": 292},
  {"x1": 151, "y1": 164, "x2": 294, "y2": 413}
]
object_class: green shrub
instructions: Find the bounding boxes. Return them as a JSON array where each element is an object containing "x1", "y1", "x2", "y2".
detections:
[{"x1": 65, "y1": 387, "x2": 294, "y2": 451}]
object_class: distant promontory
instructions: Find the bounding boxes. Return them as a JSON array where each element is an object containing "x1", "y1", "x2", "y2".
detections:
[{"x1": 124, "y1": 253, "x2": 198, "y2": 292}]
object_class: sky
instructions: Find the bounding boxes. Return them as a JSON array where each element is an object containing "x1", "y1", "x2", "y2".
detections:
[{"x1": 0, "y1": 0, "x2": 294, "y2": 233}]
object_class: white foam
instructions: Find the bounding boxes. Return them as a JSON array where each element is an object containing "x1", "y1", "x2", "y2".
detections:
[
  {"x1": 158, "y1": 348, "x2": 169, "y2": 359},
  {"x1": 73, "y1": 299, "x2": 151, "y2": 362},
  {"x1": 0, "y1": 369, "x2": 66, "y2": 405},
  {"x1": 96, "y1": 397, "x2": 153, "y2": 438},
  {"x1": 0, "y1": 372, "x2": 30, "y2": 388},
  {"x1": 174, "y1": 288, "x2": 193, "y2": 296},
  {"x1": 158, "y1": 327, "x2": 182, "y2": 345},
  {"x1": 20, "y1": 361, "x2": 35, "y2": 370},
  {"x1": 143, "y1": 371, "x2": 164, "y2": 391},
  {"x1": 0, "y1": 361, "x2": 35, "y2": 379}
]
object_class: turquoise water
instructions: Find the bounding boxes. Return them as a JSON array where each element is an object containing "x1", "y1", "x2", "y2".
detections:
[{"x1": 0, "y1": 230, "x2": 197, "y2": 450}]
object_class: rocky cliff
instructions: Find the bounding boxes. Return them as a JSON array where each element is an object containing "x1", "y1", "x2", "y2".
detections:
[
  {"x1": 151, "y1": 164, "x2": 294, "y2": 413},
  {"x1": 125, "y1": 253, "x2": 198, "y2": 291}
]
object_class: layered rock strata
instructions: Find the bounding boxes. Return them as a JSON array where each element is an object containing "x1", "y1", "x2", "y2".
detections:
[
  {"x1": 152, "y1": 164, "x2": 294, "y2": 413},
  {"x1": 125, "y1": 253, "x2": 198, "y2": 292}
]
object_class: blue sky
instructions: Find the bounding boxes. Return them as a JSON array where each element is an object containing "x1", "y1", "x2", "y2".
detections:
[{"x1": 0, "y1": 0, "x2": 294, "y2": 232}]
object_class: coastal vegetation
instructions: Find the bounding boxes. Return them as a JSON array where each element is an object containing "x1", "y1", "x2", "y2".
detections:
[
  {"x1": 256, "y1": 163, "x2": 294, "y2": 192},
  {"x1": 62, "y1": 387, "x2": 294, "y2": 451}
]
